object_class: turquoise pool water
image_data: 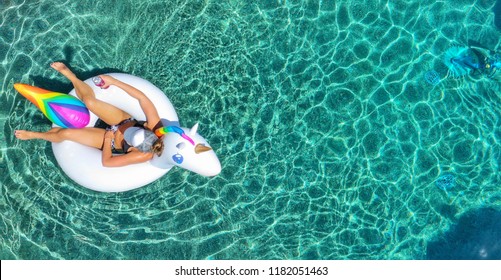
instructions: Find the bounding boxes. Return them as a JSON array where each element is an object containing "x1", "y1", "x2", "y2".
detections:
[{"x1": 1, "y1": 0, "x2": 500, "y2": 259}]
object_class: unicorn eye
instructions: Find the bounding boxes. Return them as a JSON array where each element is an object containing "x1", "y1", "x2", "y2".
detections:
[{"x1": 176, "y1": 142, "x2": 186, "y2": 150}]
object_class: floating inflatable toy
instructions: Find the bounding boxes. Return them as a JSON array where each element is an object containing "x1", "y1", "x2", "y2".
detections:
[
  {"x1": 14, "y1": 83, "x2": 90, "y2": 128},
  {"x1": 18, "y1": 73, "x2": 221, "y2": 192}
]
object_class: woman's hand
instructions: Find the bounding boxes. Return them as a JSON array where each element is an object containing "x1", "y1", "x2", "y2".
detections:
[
  {"x1": 102, "y1": 130, "x2": 114, "y2": 166},
  {"x1": 99, "y1": 75, "x2": 116, "y2": 89},
  {"x1": 104, "y1": 130, "x2": 114, "y2": 140}
]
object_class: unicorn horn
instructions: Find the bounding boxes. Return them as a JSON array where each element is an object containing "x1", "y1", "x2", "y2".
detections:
[{"x1": 189, "y1": 123, "x2": 199, "y2": 136}]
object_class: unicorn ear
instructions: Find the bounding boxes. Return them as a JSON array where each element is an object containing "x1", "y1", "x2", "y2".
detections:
[{"x1": 189, "y1": 123, "x2": 199, "y2": 136}]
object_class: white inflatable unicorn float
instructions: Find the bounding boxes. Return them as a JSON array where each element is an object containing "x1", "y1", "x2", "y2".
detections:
[{"x1": 14, "y1": 73, "x2": 221, "y2": 192}]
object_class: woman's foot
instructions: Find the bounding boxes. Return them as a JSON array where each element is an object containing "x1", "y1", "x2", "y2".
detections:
[
  {"x1": 50, "y1": 62, "x2": 90, "y2": 101},
  {"x1": 14, "y1": 130, "x2": 36, "y2": 140},
  {"x1": 50, "y1": 62, "x2": 76, "y2": 80},
  {"x1": 15, "y1": 128, "x2": 62, "y2": 141}
]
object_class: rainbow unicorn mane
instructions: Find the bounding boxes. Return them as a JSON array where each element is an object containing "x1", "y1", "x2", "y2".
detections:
[{"x1": 155, "y1": 126, "x2": 195, "y2": 145}]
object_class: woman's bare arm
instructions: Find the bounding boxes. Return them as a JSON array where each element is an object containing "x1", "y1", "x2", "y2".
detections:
[
  {"x1": 102, "y1": 151, "x2": 154, "y2": 167},
  {"x1": 100, "y1": 75, "x2": 161, "y2": 130}
]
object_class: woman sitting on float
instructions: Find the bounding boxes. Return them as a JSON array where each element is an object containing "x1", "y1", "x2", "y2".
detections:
[{"x1": 15, "y1": 62, "x2": 210, "y2": 167}]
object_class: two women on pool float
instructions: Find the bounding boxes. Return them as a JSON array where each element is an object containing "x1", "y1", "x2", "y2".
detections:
[{"x1": 15, "y1": 62, "x2": 171, "y2": 167}]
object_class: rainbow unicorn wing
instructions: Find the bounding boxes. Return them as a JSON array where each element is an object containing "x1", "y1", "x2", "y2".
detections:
[{"x1": 14, "y1": 83, "x2": 90, "y2": 128}]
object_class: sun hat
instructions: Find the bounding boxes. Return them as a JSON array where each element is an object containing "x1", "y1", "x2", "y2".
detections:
[{"x1": 123, "y1": 127, "x2": 158, "y2": 153}]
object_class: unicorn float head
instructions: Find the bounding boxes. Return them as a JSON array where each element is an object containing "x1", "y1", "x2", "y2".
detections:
[{"x1": 152, "y1": 123, "x2": 221, "y2": 176}]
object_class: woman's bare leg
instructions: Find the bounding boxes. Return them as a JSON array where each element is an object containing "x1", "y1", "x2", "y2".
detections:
[
  {"x1": 50, "y1": 62, "x2": 132, "y2": 125},
  {"x1": 15, "y1": 127, "x2": 106, "y2": 149}
]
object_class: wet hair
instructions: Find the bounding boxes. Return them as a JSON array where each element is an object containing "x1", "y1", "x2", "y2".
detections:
[{"x1": 151, "y1": 137, "x2": 164, "y2": 156}]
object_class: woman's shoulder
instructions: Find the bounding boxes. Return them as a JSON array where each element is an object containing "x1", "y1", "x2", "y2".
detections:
[
  {"x1": 141, "y1": 120, "x2": 163, "y2": 131},
  {"x1": 152, "y1": 120, "x2": 164, "y2": 131}
]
